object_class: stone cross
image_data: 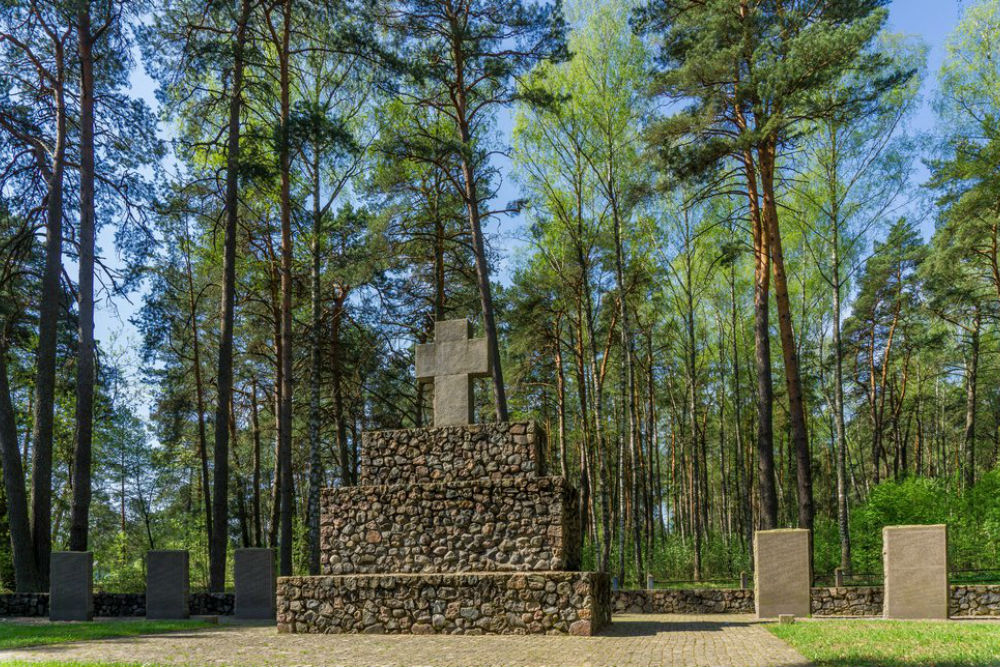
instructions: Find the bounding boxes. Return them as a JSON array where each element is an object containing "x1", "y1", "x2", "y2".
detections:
[{"x1": 415, "y1": 319, "x2": 491, "y2": 426}]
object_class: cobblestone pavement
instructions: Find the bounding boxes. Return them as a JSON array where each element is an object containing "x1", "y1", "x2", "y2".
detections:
[{"x1": 0, "y1": 614, "x2": 812, "y2": 667}]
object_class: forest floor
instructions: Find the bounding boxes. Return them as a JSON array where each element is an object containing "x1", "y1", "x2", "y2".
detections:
[
  {"x1": 0, "y1": 614, "x2": 809, "y2": 667},
  {"x1": 769, "y1": 618, "x2": 1000, "y2": 666}
]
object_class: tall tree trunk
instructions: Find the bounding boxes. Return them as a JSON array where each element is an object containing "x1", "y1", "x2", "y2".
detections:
[
  {"x1": 830, "y1": 197, "x2": 851, "y2": 572},
  {"x1": 963, "y1": 311, "x2": 981, "y2": 490},
  {"x1": 276, "y1": 0, "x2": 295, "y2": 578},
  {"x1": 69, "y1": 4, "x2": 97, "y2": 552},
  {"x1": 760, "y1": 141, "x2": 813, "y2": 531},
  {"x1": 268, "y1": 297, "x2": 282, "y2": 549},
  {"x1": 250, "y1": 380, "x2": 262, "y2": 547},
  {"x1": 230, "y1": 398, "x2": 251, "y2": 548},
  {"x1": 683, "y1": 245, "x2": 702, "y2": 580},
  {"x1": 184, "y1": 222, "x2": 213, "y2": 555},
  {"x1": 744, "y1": 150, "x2": 778, "y2": 531},
  {"x1": 555, "y1": 317, "x2": 568, "y2": 479},
  {"x1": 0, "y1": 347, "x2": 40, "y2": 590},
  {"x1": 730, "y1": 262, "x2": 753, "y2": 554},
  {"x1": 306, "y1": 145, "x2": 323, "y2": 576},
  {"x1": 30, "y1": 43, "x2": 67, "y2": 588},
  {"x1": 210, "y1": 0, "x2": 252, "y2": 591},
  {"x1": 331, "y1": 294, "x2": 351, "y2": 484},
  {"x1": 450, "y1": 36, "x2": 507, "y2": 421}
]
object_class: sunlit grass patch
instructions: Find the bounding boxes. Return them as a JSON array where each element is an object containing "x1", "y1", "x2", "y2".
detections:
[{"x1": 769, "y1": 618, "x2": 1000, "y2": 667}]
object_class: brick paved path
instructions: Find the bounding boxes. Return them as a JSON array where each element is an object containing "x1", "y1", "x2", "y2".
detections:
[{"x1": 1, "y1": 614, "x2": 812, "y2": 667}]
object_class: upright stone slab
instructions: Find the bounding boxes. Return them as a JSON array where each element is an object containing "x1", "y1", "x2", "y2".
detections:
[
  {"x1": 883, "y1": 524, "x2": 948, "y2": 619},
  {"x1": 146, "y1": 550, "x2": 189, "y2": 619},
  {"x1": 50, "y1": 552, "x2": 93, "y2": 622},
  {"x1": 235, "y1": 548, "x2": 275, "y2": 619},
  {"x1": 754, "y1": 529, "x2": 811, "y2": 619}
]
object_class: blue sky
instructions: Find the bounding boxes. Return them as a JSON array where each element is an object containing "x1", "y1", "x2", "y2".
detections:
[{"x1": 98, "y1": 0, "x2": 965, "y2": 403}]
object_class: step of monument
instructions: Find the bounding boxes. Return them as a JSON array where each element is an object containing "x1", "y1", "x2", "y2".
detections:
[
  {"x1": 360, "y1": 421, "x2": 545, "y2": 486},
  {"x1": 320, "y1": 476, "x2": 580, "y2": 575},
  {"x1": 276, "y1": 571, "x2": 611, "y2": 636}
]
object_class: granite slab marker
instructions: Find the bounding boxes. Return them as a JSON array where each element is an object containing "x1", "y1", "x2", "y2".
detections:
[
  {"x1": 235, "y1": 548, "x2": 276, "y2": 619},
  {"x1": 883, "y1": 524, "x2": 949, "y2": 619},
  {"x1": 146, "y1": 550, "x2": 189, "y2": 619},
  {"x1": 754, "y1": 529, "x2": 811, "y2": 619},
  {"x1": 50, "y1": 551, "x2": 93, "y2": 622}
]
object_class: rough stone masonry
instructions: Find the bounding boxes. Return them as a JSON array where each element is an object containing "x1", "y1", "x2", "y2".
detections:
[{"x1": 276, "y1": 421, "x2": 610, "y2": 635}]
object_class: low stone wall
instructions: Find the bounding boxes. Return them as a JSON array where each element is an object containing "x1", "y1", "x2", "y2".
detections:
[
  {"x1": 612, "y1": 585, "x2": 1000, "y2": 617},
  {"x1": 0, "y1": 592, "x2": 235, "y2": 617},
  {"x1": 5, "y1": 584, "x2": 999, "y2": 619},
  {"x1": 277, "y1": 571, "x2": 610, "y2": 635},
  {"x1": 360, "y1": 421, "x2": 545, "y2": 486},
  {"x1": 952, "y1": 585, "x2": 1000, "y2": 616},
  {"x1": 811, "y1": 587, "x2": 883, "y2": 616},
  {"x1": 0, "y1": 592, "x2": 47, "y2": 616},
  {"x1": 321, "y1": 477, "x2": 580, "y2": 575},
  {"x1": 191, "y1": 592, "x2": 236, "y2": 615},
  {"x1": 613, "y1": 588, "x2": 753, "y2": 614}
]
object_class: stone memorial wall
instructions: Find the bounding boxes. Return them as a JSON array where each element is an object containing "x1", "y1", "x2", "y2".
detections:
[
  {"x1": 5, "y1": 584, "x2": 1000, "y2": 618},
  {"x1": 277, "y1": 406, "x2": 609, "y2": 634},
  {"x1": 278, "y1": 571, "x2": 609, "y2": 635},
  {"x1": 320, "y1": 477, "x2": 580, "y2": 575},
  {"x1": 360, "y1": 421, "x2": 545, "y2": 486}
]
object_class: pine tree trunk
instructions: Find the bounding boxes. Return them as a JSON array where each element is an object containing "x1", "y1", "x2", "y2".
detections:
[
  {"x1": 450, "y1": 38, "x2": 507, "y2": 421},
  {"x1": 0, "y1": 348, "x2": 40, "y2": 590},
  {"x1": 30, "y1": 46, "x2": 67, "y2": 589},
  {"x1": 831, "y1": 200, "x2": 851, "y2": 572},
  {"x1": 760, "y1": 141, "x2": 814, "y2": 531},
  {"x1": 964, "y1": 312, "x2": 981, "y2": 490},
  {"x1": 250, "y1": 380, "x2": 262, "y2": 547},
  {"x1": 743, "y1": 150, "x2": 778, "y2": 531},
  {"x1": 69, "y1": 4, "x2": 96, "y2": 553},
  {"x1": 184, "y1": 222, "x2": 213, "y2": 555},
  {"x1": 331, "y1": 295, "x2": 351, "y2": 484},
  {"x1": 276, "y1": 0, "x2": 295, "y2": 579},
  {"x1": 555, "y1": 318, "x2": 568, "y2": 479},
  {"x1": 306, "y1": 149, "x2": 323, "y2": 576},
  {"x1": 210, "y1": 0, "x2": 251, "y2": 591}
]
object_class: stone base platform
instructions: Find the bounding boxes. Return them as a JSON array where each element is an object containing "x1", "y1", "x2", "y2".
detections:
[{"x1": 277, "y1": 571, "x2": 611, "y2": 636}]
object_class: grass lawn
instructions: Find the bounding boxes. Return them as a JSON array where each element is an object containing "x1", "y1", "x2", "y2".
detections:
[
  {"x1": 769, "y1": 619, "x2": 1000, "y2": 667},
  {"x1": 0, "y1": 618, "x2": 212, "y2": 651}
]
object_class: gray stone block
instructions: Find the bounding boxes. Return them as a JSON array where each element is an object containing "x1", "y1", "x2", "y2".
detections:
[
  {"x1": 754, "y1": 529, "x2": 811, "y2": 619},
  {"x1": 146, "y1": 550, "x2": 189, "y2": 619},
  {"x1": 883, "y1": 524, "x2": 949, "y2": 619},
  {"x1": 50, "y1": 551, "x2": 93, "y2": 621},
  {"x1": 235, "y1": 548, "x2": 275, "y2": 619}
]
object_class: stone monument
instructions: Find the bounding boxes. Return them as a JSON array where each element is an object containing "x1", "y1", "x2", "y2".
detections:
[
  {"x1": 235, "y1": 548, "x2": 276, "y2": 619},
  {"x1": 276, "y1": 319, "x2": 610, "y2": 635},
  {"x1": 50, "y1": 551, "x2": 93, "y2": 622},
  {"x1": 883, "y1": 524, "x2": 948, "y2": 620},
  {"x1": 754, "y1": 529, "x2": 811, "y2": 619},
  {"x1": 146, "y1": 550, "x2": 189, "y2": 619}
]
